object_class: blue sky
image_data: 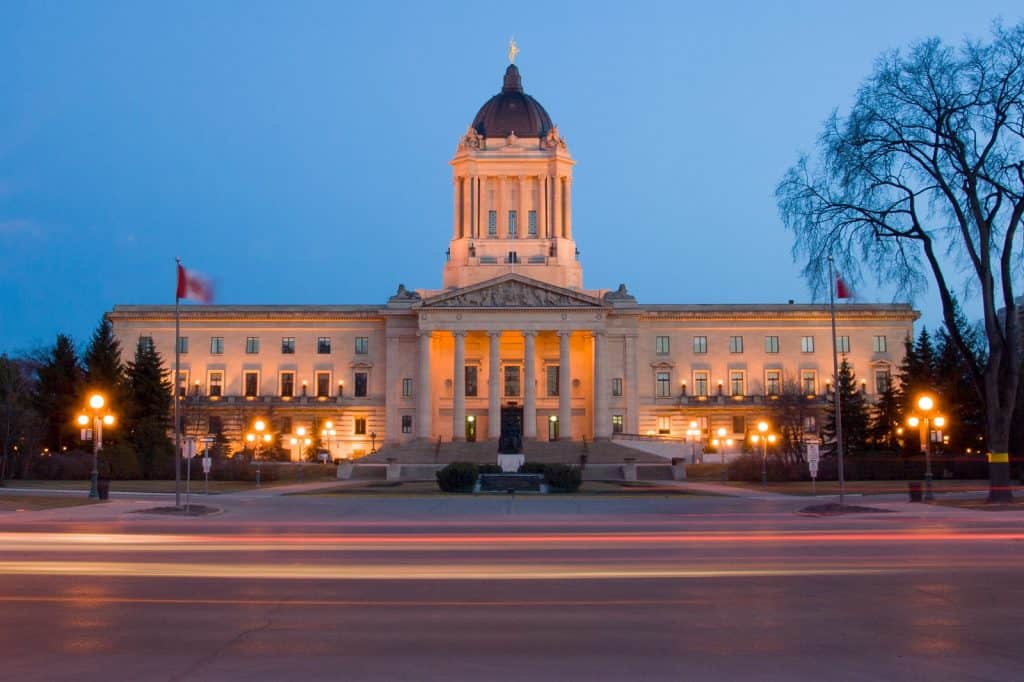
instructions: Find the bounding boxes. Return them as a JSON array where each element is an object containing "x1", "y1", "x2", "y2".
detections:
[{"x1": 1, "y1": 1, "x2": 1020, "y2": 354}]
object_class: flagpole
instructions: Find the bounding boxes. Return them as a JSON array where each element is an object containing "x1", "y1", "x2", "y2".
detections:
[
  {"x1": 828, "y1": 255, "x2": 845, "y2": 506},
  {"x1": 174, "y1": 258, "x2": 182, "y2": 509}
]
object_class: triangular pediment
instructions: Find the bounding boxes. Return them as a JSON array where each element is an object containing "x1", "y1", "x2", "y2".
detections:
[{"x1": 420, "y1": 274, "x2": 605, "y2": 309}]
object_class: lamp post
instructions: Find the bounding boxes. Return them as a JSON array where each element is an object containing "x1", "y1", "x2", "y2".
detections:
[
  {"x1": 685, "y1": 420, "x2": 701, "y2": 464},
  {"x1": 370, "y1": 431, "x2": 377, "y2": 454},
  {"x1": 77, "y1": 393, "x2": 115, "y2": 499},
  {"x1": 245, "y1": 419, "x2": 272, "y2": 487},
  {"x1": 321, "y1": 421, "x2": 337, "y2": 462},
  {"x1": 752, "y1": 420, "x2": 777, "y2": 488},
  {"x1": 907, "y1": 394, "x2": 946, "y2": 502}
]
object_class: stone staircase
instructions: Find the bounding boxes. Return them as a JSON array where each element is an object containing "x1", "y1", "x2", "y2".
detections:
[{"x1": 360, "y1": 438, "x2": 667, "y2": 465}]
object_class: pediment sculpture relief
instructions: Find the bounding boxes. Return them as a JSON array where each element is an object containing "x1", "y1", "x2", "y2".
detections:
[{"x1": 430, "y1": 280, "x2": 597, "y2": 308}]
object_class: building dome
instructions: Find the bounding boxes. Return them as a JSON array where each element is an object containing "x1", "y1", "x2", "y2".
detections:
[{"x1": 470, "y1": 65, "x2": 553, "y2": 139}]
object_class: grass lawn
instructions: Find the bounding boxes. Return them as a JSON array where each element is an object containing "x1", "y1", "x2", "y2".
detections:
[
  {"x1": 721, "y1": 479, "x2": 1020, "y2": 497},
  {"x1": 2, "y1": 479, "x2": 296, "y2": 494},
  {"x1": 0, "y1": 495, "x2": 102, "y2": 512},
  {"x1": 929, "y1": 498, "x2": 1024, "y2": 512},
  {"x1": 299, "y1": 479, "x2": 709, "y2": 497}
]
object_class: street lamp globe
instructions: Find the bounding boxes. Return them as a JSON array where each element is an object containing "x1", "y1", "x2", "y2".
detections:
[
  {"x1": 296, "y1": 427, "x2": 306, "y2": 437},
  {"x1": 917, "y1": 395, "x2": 935, "y2": 412},
  {"x1": 757, "y1": 421, "x2": 768, "y2": 433},
  {"x1": 77, "y1": 415, "x2": 90, "y2": 426},
  {"x1": 907, "y1": 416, "x2": 920, "y2": 428},
  {"x1": 768, "y1": 434, "x2": 777, "y2": 444},
  {"x1": 717, "y1": 427, "x2": 727, "y2": 438},
  {"x1": 933, "y1": 416, "x2": 946, "y2": 428},
  {"x1": 254, "y1": 420, "x2": 266, "y2": 433},
  {"x1": 102, "y1": 415, "x2": 115, "y2": 426},
  {"x1": 88, "y1": 394, "x2": 105, "y2": 410},
  {"x1": 246, "y1": 433, "x2": 256, "y2": 443}
]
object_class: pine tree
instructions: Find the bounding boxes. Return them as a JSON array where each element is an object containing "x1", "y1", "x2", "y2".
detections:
[
  {"x1": 823, "y1": 358, "x2": 871, "y2": 456},
  {"x1": 33, "y1": 334, "x2": 83, "y2": 451},
  {"x1": 869, "y1": 380, "x2": 901, "y2": 451},
  {"x1": 124, "y1": 339, "x2": 173, "y2": 478},
  {"x1": 934, "y1": 325, "x2": 987, "y2": 452},
  {"x1": 0, "y1": 354, "x2": 38, "y2": 479},
  {"x1": 82, "y1": 317, "x2": 125, "y2": 398}
]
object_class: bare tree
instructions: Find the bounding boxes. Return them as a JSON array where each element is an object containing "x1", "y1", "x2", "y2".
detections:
[
  {"x1": 777, "y1": 21, "x2": 1024, "y2": 501},
  {"x1": 769, "y1": 378, "x2": 813, "y2": 466}
]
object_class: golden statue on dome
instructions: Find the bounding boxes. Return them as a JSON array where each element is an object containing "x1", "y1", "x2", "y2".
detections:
[{"x1": 508, "y1": 38, "x2": 519, "y2": 64}]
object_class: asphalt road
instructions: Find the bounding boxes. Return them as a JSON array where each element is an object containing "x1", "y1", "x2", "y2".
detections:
[{"x1": 1, "y1": 491, "x2": 1023, "y2": 681}]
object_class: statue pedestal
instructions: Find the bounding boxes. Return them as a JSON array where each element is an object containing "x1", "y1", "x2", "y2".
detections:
[{"x1": 497, "y1": 454, "x2": 525, "y2": 473}]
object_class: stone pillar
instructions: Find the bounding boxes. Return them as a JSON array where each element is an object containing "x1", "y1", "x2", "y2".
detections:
[
  {"x1": 518, "y1": 176, "x2": 528, "y2": 239},
  {"x1": 593, "y1": 331, "x2": 610, "y2": 439},
  {"x1": 558, "y1": 331, "x2": 572, "y2": 440},
  {"x1": 624, "y1": 334, "x2": 639, "y2": 434},
  {"x1": 552, "y1": 175, "x2": 563, "y2": 240},
  {"x1": 452, "y1": 178, "x2": 460, "y2": 240},
  {"x1": 476, "y1": 177, "x2": 485, "y2": 239},
  {"x1": 461, "y1": 177, "x2": 471, "y2": 239},
  {"x1": 417, "y1": 331, "x2": 432, "y2": 439},
  {"x1": 564, "y1": 176, "x2": 572, "y2": 240},
  {"x1": 496, "y1": 176, "x2": 505, "y2": 239},
  {"x1": 385, "y1": 334, "x2": 401, "y2": 444},
  {"x1": 538, "y1": 175, "x2": 548, "y2": 240},
  {"x1": 452, "y1": 331, "x2": 466, "y2": 441},
  {"x1": 488, "y1": 331, "x2": 501, "y2": 439},
  {"x1": 523, "y1": 331, "x2": 537, "y2": 439}
]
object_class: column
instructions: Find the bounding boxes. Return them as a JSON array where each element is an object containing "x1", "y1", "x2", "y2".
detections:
[
  {"x1": 518, "y1": 176, "x2": 528, "y2": 239},
  {"x1": 417, "y1": 331, "x2": 432, "y2": 439},
  {"x1": 470, "y1": 176, "x2": 476, "y2": 238},
  {"x1": 624, "y1": 335, "x2": 639, "y2": 434},
  {"x1": 558, "y1": 331, "x2": 572, "y2": 440},
  {"x1": 477, "y1": 177, "x2": 485, "y2": 239},
  {"x1": 537, "y1": 175, "x2": 548, "y2": 240},
  {"x1": 385, "y1": 335, "x2": 401, "y2": 444},
  {"x1": 523, "y1": 331, "x2": 537, "y2": 439},
  {"x1": 564, "y1": 176, "x2": 572, "y2": 239},
  {"x1": 452, "y1": 331, "x2": 466, "y2": 441},
  {"x1": 460, "y1": 177, "x2": 471, "y2": 239},
  {"x1": 488, "y1": 331, "x2": 501, "y2": 439},
  {"x1": 552, "y1": 175, "x2": 562, "y2": 240},
  {"x1": 496, "y1": 176, "x2": 505, "y2": 239},
  {"x1": 452, "y1": 179, "x2": 461, "y2": 240},
  {"x1": 593, "y1": 331, "x2": 610, "y2": 438}
]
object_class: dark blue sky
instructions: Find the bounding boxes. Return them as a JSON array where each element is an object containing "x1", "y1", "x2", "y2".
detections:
[{"x1": 1, "y1": 1, "x2": 1019, "y2": 354}]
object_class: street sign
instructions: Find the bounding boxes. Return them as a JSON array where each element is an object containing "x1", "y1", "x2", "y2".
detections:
[
  {"x1": 200, "y1": 437, "x2": 215, "y2": 444},
  {"x1": 80, "y1": 429, "x2": 93, "y2": 441},
  {"x1": 202, "y1": 457, "x2": 212, "y2": 474},
  {"x1": 806, "y1": 442, "x2": 820, "y2": 478}
]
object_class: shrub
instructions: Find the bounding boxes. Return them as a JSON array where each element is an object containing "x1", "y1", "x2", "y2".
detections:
[
  {"x1": 726, "y1": 453, "x2": 802, "y2": 482},
  {"x1": 436, "y1": 462, "x2": 479, "y2": 492},
  {"x1": 543, "y1": 463, "x2": 582, "y2": 492},
  {"x1": 477, "y1": 464, "x2": 503, "y2": 474},
  {"x1": 517, "y1": 462, "x2": 547, "y2": 475},
  {"x1": 685, "y1": 463, "x2": 725, "y2": 481}
]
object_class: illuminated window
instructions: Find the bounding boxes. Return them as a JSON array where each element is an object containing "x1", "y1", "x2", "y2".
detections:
[
  {"x1": 612, "y1": 415, "x2": 624, "y2": 434},
  {"x1": 658, "y1": 416, "x2": 671, "y2": 435},
  {"x1": 801, "y1": 370, "x2": 817, "y2": 395},
  {"x1": 401, "y1": 415, "x2": 413, "y2": 433},
  {"x1": 694, "y1": 371, "x2": 709, "y2": 397},
  {"x1": 354, "y1": 417, "x2": 366, "y2": 435},
  {"x1": 766, "y1": 370, "x2": 781, "y2": 396},
  {"x1": 656, "y1": 371, "x2": 671, "y2": 398},
  {"x1": 547, "y1": 366, "x2": 560, "y2": 397},
  {"x1": 207, "y1": 371, "x2": 223, "y2": 397},
  {"x1": 730, "y1": 370, "x2": 745, "y2": 396},
  {"x1": 504, "y1": 366, "x2": 521, "y2": 397},
  {"x1": 465, "y1": 366, "x2": 478, "y2": 397}
]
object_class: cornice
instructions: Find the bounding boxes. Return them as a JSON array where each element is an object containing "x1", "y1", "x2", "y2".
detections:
[
  {"x1": 636, "y1": 305, "x2": 918, "y2": 323},
  {"x1": 108, "y1": 305, "x2": 385, "y2": 323}
]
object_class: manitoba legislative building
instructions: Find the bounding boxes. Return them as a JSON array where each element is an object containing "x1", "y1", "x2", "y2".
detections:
[{"x1": 108, "y1": 63, "x2": 917, "y2": 460}]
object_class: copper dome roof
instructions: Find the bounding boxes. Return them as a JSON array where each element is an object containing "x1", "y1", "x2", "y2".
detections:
[{"x1": 470, "y1": 65, "x2": 553, "y2": 139}]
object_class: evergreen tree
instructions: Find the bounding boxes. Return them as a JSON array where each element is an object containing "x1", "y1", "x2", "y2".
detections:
[
  {"x1": 33, "y1": 334, "x2": 83, "y2": 451},
  {"x1": 0, "y1": 354, "x2": 39, "y2": 479},
  {"x1": 934, "y1": 325, "x2": 987, "y2": 452},
  {"x1": 869, "y1": 380, "x2": 901, "y2": 451},
  {"x1": 124, "y1": 339, "x2": 173, "y2": 478},
  {"x1": 82, "y1": 317, "x2": 125, "y2": 398},
  {"x1": 823, "y1": 358, "x2": 870, "y2": 456}
]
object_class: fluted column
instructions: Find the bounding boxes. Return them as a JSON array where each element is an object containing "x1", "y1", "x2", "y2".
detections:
[
  {"x1": 488, "y1": 331, "x2": 501, "y2": 439},
  {"x1": 476, "y1": 177, "x2": 485, "y2": 239},
  {"x1": 538, "y1": 175, "x2": 548, "y2": 239},
  {"x1": 417, "y1": 331, "x2": 432, "y2": 439},
  {"x1": 553, "y1": 176, "x2": 563, "y2": 239},
  {"x1": 523, "y1": 331, "x2": 537, "y2": 439},
  {"x1": 558, "y1": 331, "x2": 572, "y2": 440},
  {"x1": 496, "y1": 176, "x2": 505, "y2": 238},
  {"x1": 452, "y1": 179, "x2": 461, "y2": 240},
  {"x1": 452, "y1": 331, "x2": 466, "y2": 441},
  {"x1": 624, "y1": 334, "x2": 639, "y2": 434},
  {"x1": 385, "y1": 334, "x2": 401, "y2": 444},
  {"x1": 564, "y1": 176, "x2": 572, "y2": 239},
  {"x1": 518, "y1": 176, "x2": 528, "y2": 239},
  {"x1": 460, "y1": 177, "x2": 471, "y2": 239},
  {"x1": 593, "y1": 331, "x2": 610, "y2": 439}
]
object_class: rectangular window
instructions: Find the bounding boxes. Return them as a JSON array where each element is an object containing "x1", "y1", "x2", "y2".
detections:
[
  {"x1": 693, "y1": 336, "x2": 708, "y2": 354},
  {"x1": 528, "y1": 210, "x2": 537, "y2": 236},
  {"x1": 656, "y1": 371, "x2": 671, "y2": 398},
  {"x1": 729, "y1": 336, "x2": 744, "y2": 353},
  {"x1": 803, "y1": 416, "x2": 817, "y2": 434},
  {"x1": 765, "y1": 336, "x2": 779, "y2": 354},
  {"x1": 354, "y1": 417, "x2": 367, "y2": 435},
  {"x1": 243, "y1": 371, "x2": 259, "y2": 398},
  {"x1": 208, "y1": 415, "x2": 223, "y2": 435},
  {"x1": 837, "y1": 336, "x2": 850, "y2": 353},
  {"x1": 281, "y1": 337, "x2": 296, "y2": 354},
  {"x1": 875, "y1": 369, "x2": 891, "y2": 395},
  {"x1": 488, "y1": 210, "x2": 497, "y2": 236},
  {"x1": 245, "y1": 337, "x2": 260, "y2": 354},
  {"x1": 280, "y1": 372, "x2": 294, "y2": 398},
  {"x1": 177, "y1": 336, "x2": 189, "y2": 354},
  {"x1": 730, "y1": 370, "x2": 745, "y2": 396},
  {"x1": 317, "y1": 337, "x2": 331, "y2": 354},
  {"x1": 355, "y1": 337, "x2": 369, "y2": 355},
  {"x1": 546, "y1": 366, "x2": 560, "y2": 397},
  {"x1": 316, "y1": 372, "x2": 330, "y2": 398},
  {"x1": 208, "y1": 371, "x2": 223, "y2": 397},
  {"x1": 732, "y1": 415, "x2": 745, "y2": 435},
  {"x1": 657, "y1": 416, "x2": 671, "y2": 435},
  {"x1": 801, "y1": 336, "x2": 815, "y2": 353},
  {"x1": 402, "y1": 377, "x2": 413, "y2": 397},
  {"x1": 401, "y1": 415, "x2": 413, "y2": 433},
  {"x1": 176, "y1": 370, "x2": 188, "y2": 397},
  {"x1": 138, "y1": 336, "x2": 154, "y2": 353},
  {"x1": 465, "y1": 366, "x2": 478, "y2": 397},
  {"x1": 694, "y1": 371, "x2": 709, "y2": 397},
  {"x1": 504, "y1": 366, "x2": 521, "y2": 397},
  {"x1": 873, "y1": 335, "x2": 887, "y2": 353},
  {"x1": 766, "y1": 370, "x2": 781, "y2": 396},
  {"x1": 801, "y1": 370, "x2": 817, "y2": 395},
  {"x1": 655, "y1": 336, "x2": 670, "y2": 355},
  {"x1": 611, "y1": 377, "x2": 623, "y2": 397},
  {"x1": 508, "y1": 210, "x2": 517, "y2": 236},
  {"x1": 210, "y1": 337, "x2": 224, "y2": 355},
  {"x1": 612, "y1": 415, "x2": 624, "y2": 434},
  {"x1": 354, "y1": 372, "x2": 368, "y2": 397}
]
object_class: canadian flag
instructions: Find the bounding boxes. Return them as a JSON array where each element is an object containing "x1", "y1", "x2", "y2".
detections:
[
  {"x1": 176, "y1": 263, "x2": 214, "y2": 303},
  {"x1": 835, "y1": 274, "x2": 852, "y2": 299}
]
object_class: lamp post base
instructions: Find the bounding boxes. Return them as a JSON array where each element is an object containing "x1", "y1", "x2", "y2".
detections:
[
  {"x1": 923, "y1": 472, "x2": 935, "y2": 501},
  {"x1": 89, "y1": 471, "x2": 99, "y2": 499}
]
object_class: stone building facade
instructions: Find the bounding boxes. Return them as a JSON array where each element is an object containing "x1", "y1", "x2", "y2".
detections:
[{"x1": 108, "y1": 63, "x2": 918, "y2": 460}]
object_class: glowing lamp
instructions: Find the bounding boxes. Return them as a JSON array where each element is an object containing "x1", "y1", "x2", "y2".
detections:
[
  {"x1": 917, "y1": 395, "x2": 935, "y2": 412},
  {"x1": 77, "y1": 415, "x2": 89, "y2": 426},
  {"x1": 88, "y1": 394, "x2": 105, "y2": 410}
]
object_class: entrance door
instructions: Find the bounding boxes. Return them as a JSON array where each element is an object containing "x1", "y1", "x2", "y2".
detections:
[
  {"x1": 465, "y1": 416, "x2": 477, "y2": 442},
  {"x1": 499, "y1": 406, "x2": 523, "y2": 454},
  {"x1": 548, "y1": 415, "x2": 560, "y2": 441}
]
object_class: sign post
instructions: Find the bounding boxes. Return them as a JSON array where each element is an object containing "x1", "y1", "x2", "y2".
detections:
[
  {"x1": 806, "y1": 441, "x2": 821, "y2": 497},
  {"x1": 200, "y1": 437, "x2": 214, "y2": 495}
]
